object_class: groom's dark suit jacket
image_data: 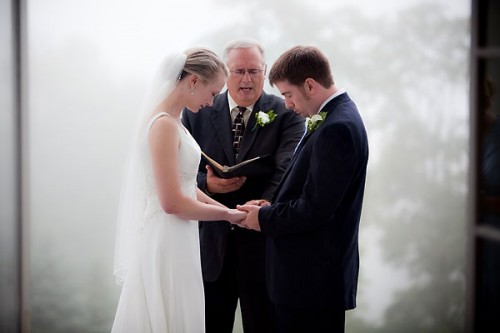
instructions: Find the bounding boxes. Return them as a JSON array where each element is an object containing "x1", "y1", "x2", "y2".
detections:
[
  {"x1": 259, "y1": 92, "x2": 369, "y2": 310},
  {"x1": 182, "y1": 91, "x2": 304, "y2": 282}
]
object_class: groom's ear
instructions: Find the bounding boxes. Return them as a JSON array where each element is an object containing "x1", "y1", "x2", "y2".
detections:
[{"x1": 304, "y1": 78, "x2": 318, "y2": 96}]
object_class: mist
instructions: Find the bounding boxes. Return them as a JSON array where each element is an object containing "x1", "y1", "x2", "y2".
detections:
[{"x1": 21, "y1": 0, "x2": 470, "y2": 331}]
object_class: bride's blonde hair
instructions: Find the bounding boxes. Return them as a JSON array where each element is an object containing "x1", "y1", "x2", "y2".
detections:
[{"x1": 180, "y1": 48, "x2": 228, "y2": 83}]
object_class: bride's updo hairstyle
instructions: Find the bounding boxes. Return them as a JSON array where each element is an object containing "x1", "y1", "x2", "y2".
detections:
[{"x1": 179, "y1": 48, "x2": 228, "y2": 83}]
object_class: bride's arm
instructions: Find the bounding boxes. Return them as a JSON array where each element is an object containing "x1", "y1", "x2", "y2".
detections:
[
  {"x1": 149, "y1": 116, "x2": 244, "y2": 223},
  {"x1": 196, "y1": 188, "x2": 226, "y2": 208}
]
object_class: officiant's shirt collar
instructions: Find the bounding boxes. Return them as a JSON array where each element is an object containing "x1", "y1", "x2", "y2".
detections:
[{"x1": 228, "y1": 94, "x2": 254, "y2": 114}]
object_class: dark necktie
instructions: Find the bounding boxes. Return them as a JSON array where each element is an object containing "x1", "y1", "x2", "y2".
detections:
[{"x1": 232, "y1": 106, "x2": 246, "y2": 159}]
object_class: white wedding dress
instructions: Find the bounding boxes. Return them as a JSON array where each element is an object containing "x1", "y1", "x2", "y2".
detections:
[{"x1": 111, "y1": 112, "x2": 204, "y2": 333}]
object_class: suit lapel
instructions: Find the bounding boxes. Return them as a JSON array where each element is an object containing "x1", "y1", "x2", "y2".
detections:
[
  {"x1": 235, "y1": 94, "x2": 268, "y2": 163},
  {"x1": 272, "y1": 130, "x2": 310, "y2": 199},
  {"x1": 210, "y1": 92, "x2": 236, "y2": 164},
  {"x1": 271, "y1": 93, "x2": 350, "y2": 201}
]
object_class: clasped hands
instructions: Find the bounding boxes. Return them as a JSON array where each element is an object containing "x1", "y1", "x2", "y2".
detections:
[
  {"x1": 205, "y1": 166, "x2": 269, "y2": 231},
  {"x1": 233, "y1": 199, "x2": 271, "y2": 232}
]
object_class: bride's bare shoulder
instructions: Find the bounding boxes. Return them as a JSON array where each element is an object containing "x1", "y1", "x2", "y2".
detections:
[
  {"x1": 148, "y1": 113, "x2": 179, "y2": 140},
  {"x1": 149, "y1": 112, "x2": 177, "y2": 129}
]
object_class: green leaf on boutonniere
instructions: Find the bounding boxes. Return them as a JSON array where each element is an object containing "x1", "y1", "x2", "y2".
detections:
[
  {"x1": 252, "y1": 110, "x2": 277, "y2": 131},
  {"x1": 306, "y1": 111, "x2": 327, "y2": 134}
]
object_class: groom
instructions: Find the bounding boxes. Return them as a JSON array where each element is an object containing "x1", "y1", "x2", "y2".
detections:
[{"x1": 238, "y1": 46, "x2": 369, "y2": 333}]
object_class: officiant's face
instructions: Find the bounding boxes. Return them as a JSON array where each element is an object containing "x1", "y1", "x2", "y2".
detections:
[{"x1": 226, "y1": 46, "x2": 266, "y2": 107}]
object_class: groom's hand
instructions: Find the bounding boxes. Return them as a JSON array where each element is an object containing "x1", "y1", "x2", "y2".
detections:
[
  {"x1": 244, "y1": 199, "x2": 271, "y2": 207},
  {"x1": 236, "y1": 204, "x2": 261, "y2": 231}
]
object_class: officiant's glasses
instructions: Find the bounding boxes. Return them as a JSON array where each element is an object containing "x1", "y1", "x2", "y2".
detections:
[{"x1": 230, "y1": 68, "x2": 265, "y2": 78}]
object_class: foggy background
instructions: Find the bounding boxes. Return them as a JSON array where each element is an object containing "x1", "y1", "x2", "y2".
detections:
[{"x1": 23, "y1": 0, "x2": 469, "y2": 331}]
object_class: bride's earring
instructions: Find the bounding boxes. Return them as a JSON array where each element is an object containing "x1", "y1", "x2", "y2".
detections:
[{"x1": 190, "y1": 90, "x2": 194, "y2": 96}]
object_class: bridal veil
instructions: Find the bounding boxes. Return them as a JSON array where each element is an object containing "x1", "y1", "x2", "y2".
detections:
[{"x1": 113, "y1": 52, "x2": 187, "y2": 286}]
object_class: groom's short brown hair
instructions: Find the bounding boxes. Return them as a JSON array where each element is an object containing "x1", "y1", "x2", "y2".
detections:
[{"x1": 269, "y1": 46, "x2": 334, "y2": 89}]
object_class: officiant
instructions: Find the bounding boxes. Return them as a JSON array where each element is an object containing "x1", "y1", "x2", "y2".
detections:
[{"x1": 182, "y1": 38, "x2": 304, "y2": 333}]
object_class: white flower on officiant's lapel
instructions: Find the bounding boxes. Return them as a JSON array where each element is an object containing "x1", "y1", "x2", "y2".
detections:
[
  {"x1": 252, "y1": 110, "x2": 277, "y2": 131},
  {"x1": 306, "y1": 111, "x2": 327, "y2": 134}
]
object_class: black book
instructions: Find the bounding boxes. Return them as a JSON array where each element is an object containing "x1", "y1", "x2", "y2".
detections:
[{"x1": 201, "y1": 151, "x2": 274, "y2": 179}]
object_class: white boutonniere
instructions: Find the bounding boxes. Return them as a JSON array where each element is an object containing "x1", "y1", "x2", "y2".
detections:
[
  {"x1": 252, "y1": 110, "x2": 277, "y2": 131},
  {"x1": 306, "y1": 112, "x2": 327, "y2": 134}
]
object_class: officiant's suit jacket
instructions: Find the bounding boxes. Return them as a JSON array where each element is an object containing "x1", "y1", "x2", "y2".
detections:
[
  {"x1": 182, "y1": 91, "x2": 304, "y2": 282},
  {"x1": 258, "y1": 92, "x2": 369, "y2": 310}
]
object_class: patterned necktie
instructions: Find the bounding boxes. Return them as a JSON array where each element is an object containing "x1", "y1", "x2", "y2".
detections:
[{"x1": 232, "y1": 106, "x2": 246, "y2": 159}]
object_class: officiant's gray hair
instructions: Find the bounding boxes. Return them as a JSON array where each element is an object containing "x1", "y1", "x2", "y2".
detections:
[{"x1": 223, "y1": 38, "x2": 266, "y2": 65}]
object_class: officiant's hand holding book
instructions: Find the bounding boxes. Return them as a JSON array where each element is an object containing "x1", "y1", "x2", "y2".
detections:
[{"x1": 201, "y1": 151, "x2": 274, "y2": 179}]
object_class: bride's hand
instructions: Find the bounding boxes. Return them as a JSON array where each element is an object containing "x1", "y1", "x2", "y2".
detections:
[
  {"x1": 235, "y1": 205, "x2": 261, "y2": 231},
  {"x1": 227, "y1": 208, "x2": 247, "y2": 225}
]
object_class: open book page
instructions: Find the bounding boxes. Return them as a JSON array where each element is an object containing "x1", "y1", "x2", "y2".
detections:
[{"x1": 201, "y1": 151, "x2": 274, "y2": 179}]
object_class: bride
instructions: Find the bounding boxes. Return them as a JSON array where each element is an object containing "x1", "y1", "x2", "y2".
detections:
[{"x1": 111, "y1": 48, "x2": 246, "y2": 332}]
